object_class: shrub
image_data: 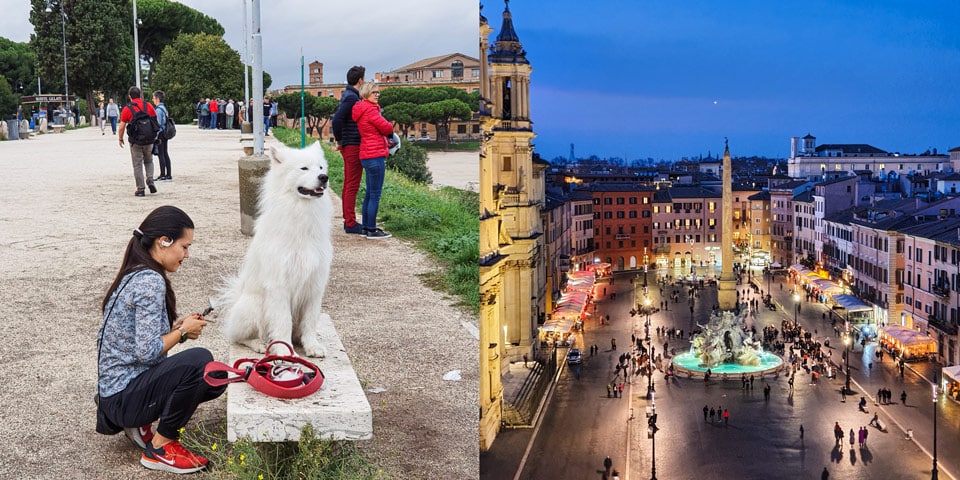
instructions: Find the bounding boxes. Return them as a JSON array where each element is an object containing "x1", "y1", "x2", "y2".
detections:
[{"x1": 387, "y1": 139, "x2": 432, "y2": 184}]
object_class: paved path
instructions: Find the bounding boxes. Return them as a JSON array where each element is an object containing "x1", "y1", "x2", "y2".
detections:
[{"x1": 0, "y1": 125, "x2": 478, "y2": 479}]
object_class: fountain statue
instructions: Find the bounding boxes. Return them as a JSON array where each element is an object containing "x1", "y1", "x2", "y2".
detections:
[{"x1": 689, "y1": 310, "x2": 765, "y2": 368}]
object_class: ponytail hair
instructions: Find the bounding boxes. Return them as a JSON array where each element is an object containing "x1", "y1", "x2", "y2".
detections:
[{"x1": 101, "y1": 206, "x2": 194, "y2": 326}]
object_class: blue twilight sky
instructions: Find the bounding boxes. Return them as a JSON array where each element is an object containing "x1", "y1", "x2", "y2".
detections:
[{"x1": 491, "y1": 0, "x2": 960, "y2": 162}]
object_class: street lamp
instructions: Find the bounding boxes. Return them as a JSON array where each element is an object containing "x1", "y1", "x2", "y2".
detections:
[
  {"x1": 644, "y1": 298, "x2": 652, "y2": 342},
  {"x1": 932, "y1": 375, "x2": 939, "y2": 480},
  {"x1": 133, "y1": 0, "x2": 141, "y2": 89},
  {"x1": 793, "y1": 292, "x2": 800, "y2": 325},
  {"x1": 648, "y1": 409, "x2": 658, "y2": 480},
  {"x1": 843, "y1": 333, "x2": 851, "y2": 393},
  {"x1": 45, "y1": 0, "x2": 69, "y2": 113}
]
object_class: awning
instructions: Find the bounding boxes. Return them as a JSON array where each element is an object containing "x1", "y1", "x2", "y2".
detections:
[
  {"x1": 879, "y1": 325, "x2": 936, "y2": 355},
  {"x1": 943, "y1": 365, "x2": 960, "y2": 384},
  {"x1": 812, "y1": 278, "x2": 843, "y2": 294},
  {"x1": 790, "y1": 264, "x2": 812, "y2": 276},
  {"x1": 832, "y1": 294, "x2": 872, "y2": 312},
  {"x1": 770, "y1": 261, "x2": 782, "y2": 268}
]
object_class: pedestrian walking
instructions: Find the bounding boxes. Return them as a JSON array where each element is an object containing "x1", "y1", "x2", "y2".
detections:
[
  {"x1": 841, "y1": 388, "x2": 846, "y2": 402},
  {"x1": 901, "y1": 390, "x2": 907, "y2": 404},
  {"x1": 703, "y1": 405, "x2": 709, "y2": 421},
  {"x1": 709, "y1": 407, "x2": 715, "y2": 422},
  {"x1": 822, "y1": 467, "x2": 829, "y2": 480},
  {"x1": 862, "y1": 426, "x2": 868, "y2": 445},
  {"x1": 607, "y1": 383, "x2": 612, "y2": 398},
  {"x1": 618, "y1": 383, "x2": 623, "y2": 398},
  {"x1": 858, "y1": 427, "x2": 864, "y2": 447},
  {"x1": 800, "y1": 424, "x2": 804, "y2": 438},
  {"x1": 849, "y1": 428, "x2": 854, "y2": 447},
  {"x1": 763, "y1": 383, "x2": 771, "y2": 400},
  {"x1": 611, "y1": 338, "x2": 617, "y2": 350},
  {"x1": 723, "y1": 409, "x2": 729, "y2": 425}
]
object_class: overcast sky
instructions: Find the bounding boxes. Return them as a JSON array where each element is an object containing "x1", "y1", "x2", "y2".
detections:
[
  {"x1": 0, "y1": 0, "x2": 477, "y2": 89},
  {"x1": 494, "y1": 0, "x2": 960, "y2": 161}
]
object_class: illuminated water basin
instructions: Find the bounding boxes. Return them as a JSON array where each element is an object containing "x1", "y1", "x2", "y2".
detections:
[{"x1": 672, "y1": 350, "x2": 784, "y2": 375}]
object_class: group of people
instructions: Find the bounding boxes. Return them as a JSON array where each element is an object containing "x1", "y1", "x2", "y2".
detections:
[
  {"x1": 95, "y1": 99, "x2": 121, "y2": 135},
  {"x1": 701, "y1": 404, "x2": 731, "y2": 425},
  {"x1": 195, "y1": 97, "x2": 247, "y2": 131},
  {"x1": 117, "y1": 86, "x2": 174, "y2": 196}
]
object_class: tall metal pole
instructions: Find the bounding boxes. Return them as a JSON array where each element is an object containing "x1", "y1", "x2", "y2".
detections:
[
  {"x1": 300, "y1": 47, "x2": 305, "y2": 147},
  {"x1": 241, "y1": 0, "x2": 249, "y2": 118},
  {"x1": 251, "y1": 0, "x2": 264, "y2": 155},
  {"x1": 58, "y1": 1, "x2": 68, "y2": 109},
  {"x1": 133, "y1": 0, "x2": 140, "y2": 89},
  {"x1": 932, "y1": 377, "x2": 939, "y2": 480}
]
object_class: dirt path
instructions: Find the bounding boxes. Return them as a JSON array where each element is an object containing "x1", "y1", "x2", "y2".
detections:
[{"x1": 0, "y1": 126, "x2": 478, "y2": 479}]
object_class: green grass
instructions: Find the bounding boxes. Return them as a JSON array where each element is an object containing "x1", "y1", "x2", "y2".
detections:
[
  {"x1": 274, "y1": 127, "x2": 479, "y2": 313},
  {"x1": 181, "y1": 421, "x2": 382, "y2": 480}
]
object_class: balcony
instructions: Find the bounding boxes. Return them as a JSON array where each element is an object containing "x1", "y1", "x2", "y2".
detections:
[
  {"x1": 928, "y1": 315, "x2": 959, "y2": 336},
  {"x1": 931, "y1": 284, "x2": 951, "y2": 298}
]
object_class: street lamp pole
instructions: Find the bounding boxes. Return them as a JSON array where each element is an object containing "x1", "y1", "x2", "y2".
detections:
[
  {"x1": 132, "y1": 0, "x2": 141, "y2": 89},
  {"x1": 46, "y1": 1, "x2": 69, "y2": 110},
  {"x1": 648, "y1": 410, "x2": 658, "y2": 480},
  {"x1": 843, "y1": 333, "x2": 851, "y2": 393},
  {"x1": 932, "y1": 376, "x2": 939, "y2": 480},
  {"x1": 793, "y1": 292, "x2": 800, "y2": 325}
]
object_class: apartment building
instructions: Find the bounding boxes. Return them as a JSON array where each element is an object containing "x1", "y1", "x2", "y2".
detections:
[
  {"x1": 770, "y1": 180, "x2": 813, "y2": 267},
  {"x1": 652, "y1": 186, "x2": 723, "y2": 274},
  {"x1": 590, "y1": 183, "x2": 654, "y2": 271},
  {"x1": 787, "y1": 133, "x2": 953, "y2": 180}
]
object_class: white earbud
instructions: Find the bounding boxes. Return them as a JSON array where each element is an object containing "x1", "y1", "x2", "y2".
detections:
[{"x1": 160, "y1": 238, "x2": 173, "y2": 247}]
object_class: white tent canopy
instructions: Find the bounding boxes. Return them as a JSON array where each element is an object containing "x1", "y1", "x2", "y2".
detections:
[
  {"x1": 943, "y1": 365, "x2": 960, "y2": 384},
  {"x1": 832, "y1": 294, "x2": 872, "y2": 312}
]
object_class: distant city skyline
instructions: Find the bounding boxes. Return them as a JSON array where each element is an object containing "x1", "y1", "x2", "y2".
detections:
[{"x1": 492, "y1": 0, "x2": 960, "y2": 162}]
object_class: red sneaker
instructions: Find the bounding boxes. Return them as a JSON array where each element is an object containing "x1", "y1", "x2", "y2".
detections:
[
  {"x1": 124, "y1": 424, "x2": 154, "y2": 449},
  {"x1": 140, "y1": 440, "x2": 208, "y2": 474}
]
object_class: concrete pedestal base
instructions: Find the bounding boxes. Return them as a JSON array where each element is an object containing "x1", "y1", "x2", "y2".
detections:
[
  {"x1": 225, "y1": 313, "x2": 373, "y2": 442},
  {"x1": 237, "y1": 154, "x2": 269, "y2": 236}
]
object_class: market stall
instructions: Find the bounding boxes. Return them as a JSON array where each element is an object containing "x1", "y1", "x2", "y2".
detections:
[
  {"x1": 943, "y1": 365, "x2": 960, "y2": 402},
  {"x1": 879, "y1": 325, "x2": 937, "y2": 361}
]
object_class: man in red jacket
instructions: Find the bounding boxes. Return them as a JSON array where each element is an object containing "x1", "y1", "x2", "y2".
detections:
[
  {"x1": 118, "y1": 86, "x2": 158, "y2": 197},
  {"x1": 209, "y1": 98, "x2": 219, "y2": 130}
]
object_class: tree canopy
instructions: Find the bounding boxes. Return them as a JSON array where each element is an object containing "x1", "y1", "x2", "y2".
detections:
[
  {"x1": 153, "y1": 33, "x2": 243, "y2": 122},
  {"x1": 379, "y1": 86, "x2": 477, "y2": 144},
  {"x1": 275, "y1": 92, "x2": 338, "y2": 136},
  {"x1": 135, "y1": 0, "x2": 224, "y2": 86},
  {"x1": 30, "y1": 0, "x2": 135, "y2": 115},
  {"x1": 0, "y1": 37, "x2": 36, "y2": 96}
]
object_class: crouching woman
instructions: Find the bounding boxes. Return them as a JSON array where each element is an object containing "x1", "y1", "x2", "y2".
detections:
[{"x1": 95, "y1": 205, "x2": 224, "y2": 474}]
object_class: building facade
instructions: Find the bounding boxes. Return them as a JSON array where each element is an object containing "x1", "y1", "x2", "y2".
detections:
[{"x1": 479, "y1": 3, "x2": 545, "y2": 451}]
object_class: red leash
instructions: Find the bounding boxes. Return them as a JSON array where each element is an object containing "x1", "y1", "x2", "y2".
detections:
[{"x1": 204, "y1": 341, "x2": 324, "y2": 399}]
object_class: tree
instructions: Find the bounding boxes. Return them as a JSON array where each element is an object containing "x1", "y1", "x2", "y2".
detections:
[
  {"x1": 134, "y1": 0, "x2": 224, "y2": 88},
  {"x1": 0, "y1": 37, "x2": 36, "y2": 96},
  {"x1": 416, "y1": 98, "x2": 472, "y2": 145},
  {"x1": 30, "y1": 0, "x2": 135, "y2": 119},
  {"x1": 274, "y1": 92, "x2": 337, "y2": 136},
  {"x1": 153, "y1": 33, "x2": 246, "y2": 122},
  {"x1": 0, "y1": 75, "x2": 17, "y2": 118},
  {"x1": 379, "y1": 86, "x2": 478, "y2": 146},
  {"x1": 381, "y1": 102, "x2": 418, "y2": 137}
]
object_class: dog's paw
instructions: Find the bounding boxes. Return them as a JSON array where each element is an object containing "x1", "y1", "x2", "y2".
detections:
[{"x1": 301, "y1": 339, "x2": 328, "y2": 358}]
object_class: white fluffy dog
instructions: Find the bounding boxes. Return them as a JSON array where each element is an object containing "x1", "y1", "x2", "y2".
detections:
[{"x1": 219, "y1": 142, "x2": 332, "y2": 357}]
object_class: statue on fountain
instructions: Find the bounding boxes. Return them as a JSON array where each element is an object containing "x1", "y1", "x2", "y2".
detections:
[{"x1": 689, "y1": 310, "x2": 764, "y2": 368}]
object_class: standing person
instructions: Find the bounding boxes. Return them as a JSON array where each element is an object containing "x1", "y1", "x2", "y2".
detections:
[
  {"x1": 237, "y1": 101, "x2": 246, "y2": 128},
  {"x1": 217, "y1": 98, "x2": 226, "y2": 129},
  {"x1": 152, "y1": 90, "x2": 172, "y2": 182},
  {"x1": 262, "y1": 97, "x2": 272, "y2": 135},
  {"x1": 97, "y1": 101, "x2": 107, "y2": 135},
  {"x1": 351, "y1": 81, "x2": 394, "y2": 239},
  {"x1": 603, "y1": 456, "x2": 613, "y2": 476},
  {"x1": 200, "y1": 99, "x2": 210, "y2": 130},
  {"x1": 208, "y1": 98, "x2": 219, "y2": 130},
  {"x1": 95, "y1": 206, "x2": 225, "y2": 473},
  {"x1": 269, "y1": 97, "x2": 278, "y2": 128},
  {"x1": 118, "y1": 86, "x2": 159, "y2": 197},
  {"x1": 848, "y1": 428, "x2": 854, "y2": 447},
  {"x1": 225, "y1": 99, "x2": 235, "y2": 130},
  {"x1": 723, "y1": 408, "x2": 729, "y2": 425},
  {"x1": 106, "y1": 98, "x2": 120, "y2": 134},
  {"x1": 195, "y1": 99, "x2": 203, "y2": 128},
  {"x1": 703, "y1": 405, "x2": 709, "y2": 421}
]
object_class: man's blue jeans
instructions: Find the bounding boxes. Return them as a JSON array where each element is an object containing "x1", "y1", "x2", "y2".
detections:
[
  {"x1": 210, "y1": 112, "x2": 218, "y2": 129},
  {"x1": 360, "y1": 157, "x2": 386, "y2": 231}
]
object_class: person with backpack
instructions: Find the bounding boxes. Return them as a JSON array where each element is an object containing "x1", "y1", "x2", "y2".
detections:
[
  {"x1": 118, "y1": 86, "x2": 160, "y2": 197},
  {"x1": 152, "y1": 90, "x2": 173, "y2": 182}
]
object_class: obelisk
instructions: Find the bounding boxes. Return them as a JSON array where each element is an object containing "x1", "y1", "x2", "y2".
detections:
[{"x1": 718, "y1": 139, "x2": 737, "y2": 310}]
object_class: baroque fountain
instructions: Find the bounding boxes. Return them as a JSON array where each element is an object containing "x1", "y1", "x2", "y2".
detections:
[{"x1": 672, "y1": 310, "x2": 783, "y2": 376}]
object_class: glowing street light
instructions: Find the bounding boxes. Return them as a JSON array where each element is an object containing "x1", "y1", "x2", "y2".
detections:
[{"x1": 843, "y1": 333, "x2": 852, "y2": 393}]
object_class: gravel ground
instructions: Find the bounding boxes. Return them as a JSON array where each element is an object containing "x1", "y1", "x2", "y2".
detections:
[{"x1": 0, "y1": 125, "x2": 478, "y2": 479}]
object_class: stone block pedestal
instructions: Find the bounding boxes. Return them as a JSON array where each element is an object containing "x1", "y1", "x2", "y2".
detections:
[{"x1": 225, "y1": 313, "x2": 373, "y2": 442}]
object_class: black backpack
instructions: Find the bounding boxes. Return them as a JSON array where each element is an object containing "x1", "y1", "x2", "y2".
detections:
[
  {"x1": 158, "y1": 105, "x2": 176, "y2": 140},
  {"x1": 126, "y1": 101, "x2": 160, "y2": 145}
]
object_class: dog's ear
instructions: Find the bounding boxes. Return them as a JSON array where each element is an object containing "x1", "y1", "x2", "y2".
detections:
[{"x1": 268, "y1": 145, "x2": 282, "y2": 165}]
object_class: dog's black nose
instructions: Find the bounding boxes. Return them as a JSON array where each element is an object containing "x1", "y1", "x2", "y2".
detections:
[{"x1": 319, "y1": 174, "x2": 328, "y2": 184}]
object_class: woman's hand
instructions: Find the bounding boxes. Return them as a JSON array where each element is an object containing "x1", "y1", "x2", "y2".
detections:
[{"x1": 178, "y1": 313, "x2": 208, "y2": 340}]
